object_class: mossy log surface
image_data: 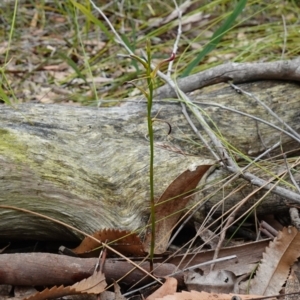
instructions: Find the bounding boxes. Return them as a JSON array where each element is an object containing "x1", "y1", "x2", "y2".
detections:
[{"x1": 0, "y1": 80, "x2": 299, "y2": 241}]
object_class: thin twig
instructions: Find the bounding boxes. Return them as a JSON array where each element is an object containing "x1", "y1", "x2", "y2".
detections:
[
  {"x1": 172, "y1": 255, "x2": 237, "y2": 276},
  {"x1": 260, "y1": 221, "x2": 278, "y2": 238},
  {"x1": 210, "y1": 213, "x2": 235, "y2": 272},
  {"x1": 168, "y1": 0, "x2": 182, "y2": 77},
  {"x1": 180, "y1": 101, "x2": 220, "y2": 160},
  {"x1": 168, "y1": 139, "x2": 284, "y2": 271},
  {"x1": 283, "y1": 154, "x2": 300, "y2": 193},
  {"x1": 123, "y1": 255, "x2": 237, "y2": 297}
]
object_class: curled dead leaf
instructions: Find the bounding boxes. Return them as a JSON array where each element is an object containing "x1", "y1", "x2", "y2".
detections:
[
  {"x1": 143, "y1": 164, "x2": 214, "y2": 254},
  {"x1": 146, "y1": 277, "x2": 178, "y2": 300},
  {"x1": 70, "y1": 228, "x2": 145, "y2": 257}
]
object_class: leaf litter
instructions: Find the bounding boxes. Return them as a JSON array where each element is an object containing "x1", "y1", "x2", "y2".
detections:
[
  {"x1": 24, "y1": 270, "x2": 106, "y2": 300},
  {"x1": 21, "y1": 171, "x2": 300, "y2": 299},
  {"x1": 248, "y1": 226, "x2": 300, "y2": 296},
  {"x1": 70, "y1": 228, "x2": 145, "y2": 257},
  {"x1": 54, "y1": 173, "x2": 300, "y2": 299}
]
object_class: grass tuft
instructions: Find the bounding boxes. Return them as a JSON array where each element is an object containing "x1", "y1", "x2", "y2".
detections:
[{"x1": 1, "y1": 0, "x2": 299, "y2": 104}]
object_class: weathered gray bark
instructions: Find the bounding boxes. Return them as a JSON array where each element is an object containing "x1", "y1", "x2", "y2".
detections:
[
  {"x1": 0, "y1": 100, "x2": 213, "y2": 241},
  {"x1": 0, "y1": 80, "x2": 299, "y2": 241}
]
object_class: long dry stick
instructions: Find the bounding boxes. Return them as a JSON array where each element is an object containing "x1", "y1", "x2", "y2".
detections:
[{"x1": 155, "y1": 58, "x2": 300, "y2": 98}]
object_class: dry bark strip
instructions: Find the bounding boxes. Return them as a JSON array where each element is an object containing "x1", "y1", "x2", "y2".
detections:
[
  {"x1": 1, "y1": 80, "x2": 300, "y2": 241},
  {"x1": 155, "y1": 58, "x2": 300, "y2": 98}
]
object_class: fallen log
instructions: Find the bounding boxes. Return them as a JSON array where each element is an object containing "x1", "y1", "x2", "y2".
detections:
[
  {"x1": 0, "y1": 100, "x2": 214, "y2": 241},
  {"x1": 1, "y1": 79, "x2": 300, "y2": 242}
]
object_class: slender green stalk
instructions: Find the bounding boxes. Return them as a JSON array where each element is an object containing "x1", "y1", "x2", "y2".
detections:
[
  {"x1": 4, "y1": 0, "x2": 18, "y2": 65},
  {"x1": 129, "y1": 49, "x2": 175, "y2": 264},
  {"x1": 145, "y1": 41, "x2": 155, "y2": 265}
]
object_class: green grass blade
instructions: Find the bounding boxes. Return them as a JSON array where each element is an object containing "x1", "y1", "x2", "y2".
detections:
[
  {"x1": 120, "y1": 34, "x2": 140, "y2": 72},
  {"x1": 182, "y1": 0, "x2": 247, "y2": 77},
  {"x1": 0, "y1": 84, "x2": 11, "y2": 105},
  {"x1": 56, "y1": 51, "x2": 88, "y2": 84},
  {"x1": 69, "y1": 0, "x2": 112, "y2": 39}
]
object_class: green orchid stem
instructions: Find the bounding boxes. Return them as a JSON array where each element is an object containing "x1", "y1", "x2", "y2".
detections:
[
  {"x1": 129, "y1": 42, "x2": 171, "y2": 268},
  {"x1": 148, "y1": 90, "x2": 155, "y2": 269},
  {"x1": 146, "y1": 43, "x2": 155, "y2": 269}
]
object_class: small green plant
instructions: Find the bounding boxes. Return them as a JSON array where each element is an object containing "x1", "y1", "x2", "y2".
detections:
[{"x1": 129, "y1": 43, "x2": 175, "y2": 264}]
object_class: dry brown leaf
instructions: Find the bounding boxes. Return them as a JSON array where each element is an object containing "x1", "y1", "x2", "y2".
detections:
[
  {"x1": 249, "y1": 226, "x2": 300, "y2": 296},
  {"x1": 72, "y1": 228, "x2": 145, "y2": 257},
  {"x1": 184, "y1": 270, "x2": 236, "y2": 294},
  {"x1": 155, "y1": 290, "x2": 276, "y2": 300},
  {"x1": 71, "y1": 269, "x2": 107, "y2": 294},
  {"x1": 23, "y1": 271, "x2": 106, "y2": 300},
  {"x1": 113, "y1": 281, "x2": 126, "y2": 300},
  {"x1": 146, "y1": 277, "x2": 177, "y2": 300},
  {"x1": 24, "y1": 285, "x2": 71, "y2": 300},
  {"x1": 143, "y1": 164, "x2": 213, "y2": 254},
  {"x1": 100, "y1": 291, "x2": 116, "y2": 300},
  {"x1": 30, "y1": 10, "x2": 38, "y2": 28}
]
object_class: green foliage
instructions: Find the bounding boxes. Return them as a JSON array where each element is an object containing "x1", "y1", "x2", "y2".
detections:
[
  {"x1": 182, "y1": 0, "x2": 247, "y2": 77},
  {"x1": 0, "y1": 78, "x2": 13, "y2": 105},
  {"x1": 69, "y1": 0, "x2": 112, "y2": 39},
  {"x1": 1, "y1": 0, "x2": 300, "y2": 104}
]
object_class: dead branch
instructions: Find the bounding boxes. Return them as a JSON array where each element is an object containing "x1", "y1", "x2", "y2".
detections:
[
  {"x1": 0, "y1": 253, "x2": 179, "y2": 287},
  {"x1": 0, "y1": 239, "x2": 269, "y2": 287},
  {"x1": 155, "y1": 58, "x2": 300, "y2": 98}
]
